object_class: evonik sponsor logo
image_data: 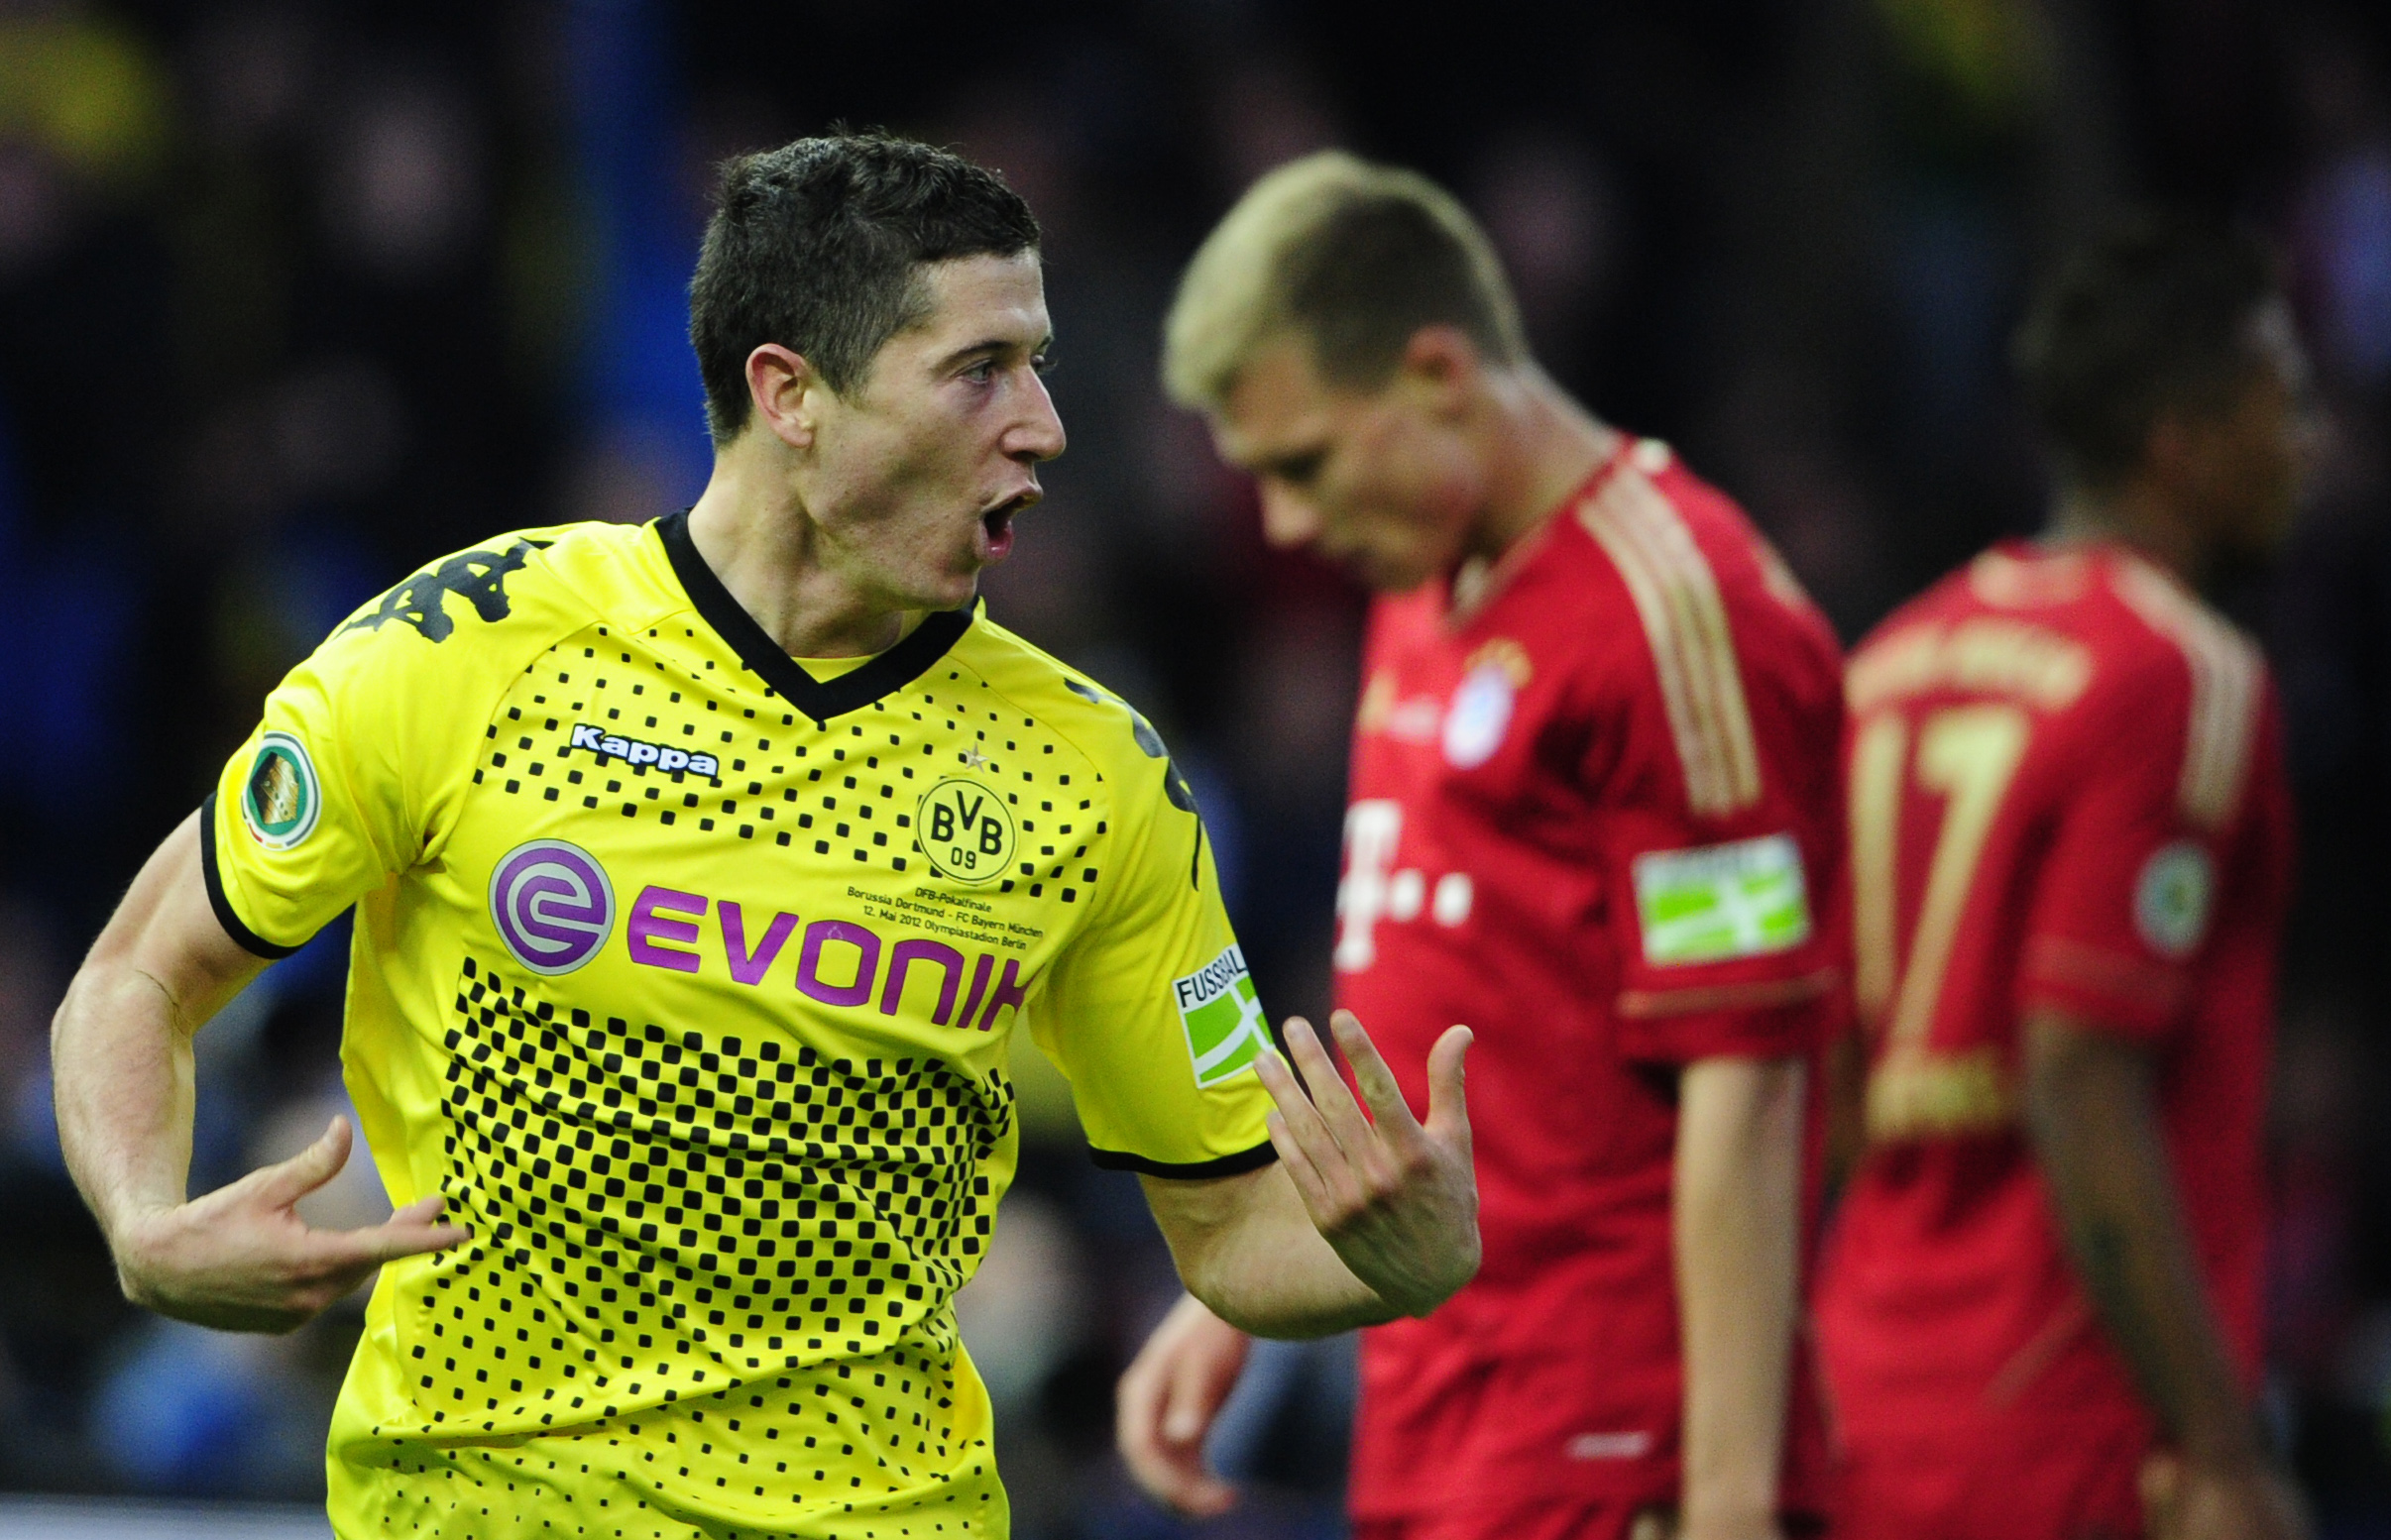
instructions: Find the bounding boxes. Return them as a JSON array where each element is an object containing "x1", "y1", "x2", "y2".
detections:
[
  {"x1": 567, "y1": 723, "x2": 720, "y2": 778},
  {"x1": 621, "y1": 883, "x2": 1031, "y2": 1034}
]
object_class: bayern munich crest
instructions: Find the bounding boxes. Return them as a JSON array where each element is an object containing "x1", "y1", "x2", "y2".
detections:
[{"x1": 489, "y1": 839, "x2": 616, "y2": 975}]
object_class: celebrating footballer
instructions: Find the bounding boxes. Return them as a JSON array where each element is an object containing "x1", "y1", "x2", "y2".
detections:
[{"x1": 49, "y1": 134, "x2": 1480, "y2": 1538}]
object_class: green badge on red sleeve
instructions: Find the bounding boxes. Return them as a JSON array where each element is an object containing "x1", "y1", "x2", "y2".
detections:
[{"x1": 2134, "y1": 840, "x2": 2214, "y2": 958}]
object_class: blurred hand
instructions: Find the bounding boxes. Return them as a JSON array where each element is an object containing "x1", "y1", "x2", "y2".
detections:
[
  {"x1": 1115, "y1": 1292, "x2": 1252, "y2": 1516},
  {"x1": 1633, "y1": 1502, "x2": 1786, "y2": 1540},
  {"x1": 1674, "y1": 1506, "x2": 1786, "y2": 1540},
  {"x1": 111, "y1": 1115, "x2": 468, "y2": 1333},
  {"x1": 1256, "y1": 1010, "x2": 1479, "y2": 1317},
  {"x1": 2141, "y1": 1450, "x2": 2310, "y2": 1540}
]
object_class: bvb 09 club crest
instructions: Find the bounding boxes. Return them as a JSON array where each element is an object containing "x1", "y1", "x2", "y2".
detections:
[
  {"x1": 241, "y1": 731, "x2": 321, "y2": 850},
  {"x1": 917, "y1": 778, "x2": 1016, "y2": 884}
]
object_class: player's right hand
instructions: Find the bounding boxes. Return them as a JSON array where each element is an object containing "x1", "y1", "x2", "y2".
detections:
[
  {"x1": 2141, "y1": 1451, "x2": 2311, "y2": 1540},
  {"x1": 1115, "y1": 1292, "x2": 1252, "y2": 1516},
  {"x1": 110, "y1": 1115, "x2": 469, "y2": 1334}
]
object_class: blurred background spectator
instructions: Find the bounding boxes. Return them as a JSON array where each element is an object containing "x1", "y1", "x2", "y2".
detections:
[{"x1": 2, "y1": 0, "x2": 2390, "y2": 1534}]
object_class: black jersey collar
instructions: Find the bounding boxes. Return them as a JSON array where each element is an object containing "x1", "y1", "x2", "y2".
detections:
[{"x1": 655, "y1": 509, "x2": 974, "y2": 724}]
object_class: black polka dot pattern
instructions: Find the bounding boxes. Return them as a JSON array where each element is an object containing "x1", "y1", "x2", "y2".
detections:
[
  {"x1": 395, "y1": 956, "x2": 1015, "y2": 1427},
  {"x1": 468, "y1": 628, "x2": 1105, "y2": 900}
]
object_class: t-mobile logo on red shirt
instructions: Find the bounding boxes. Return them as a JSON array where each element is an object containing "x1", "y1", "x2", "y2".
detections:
[{"x1": 1335, "y1": 800, "x2": 1473, "y2": 973}]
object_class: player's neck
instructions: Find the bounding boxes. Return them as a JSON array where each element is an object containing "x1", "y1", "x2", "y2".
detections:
[
  {"x1": 1464, "y1": 369, "x2": 1619, "y2": 565},
  {"x1": 684, "y1": 452, "x2": 920, "y2": 660},
  {"x1": 2046, "y1": 480, "x2": 2212, "y2": 588}
]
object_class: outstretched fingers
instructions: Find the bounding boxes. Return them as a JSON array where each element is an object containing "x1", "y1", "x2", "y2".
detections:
[
  {"x1": 1283, "y1": 1016, "x2": 1378, "y2": 1157},
  {"x1": 1327, "y1": 1011, "x2": 1424, "y2": 1141},
  {"x1": 308, "y1": 1199, "x2": 470, "y2": 1278},
  {"x1": 1253, "y1": 1045, "x2": 1332, "y2": 1195},
  {"x1": 1422, "y1": 1024, "x2": 1475, "y2": 1147},
  {"x1": 254, "y1": 1115, "x2": 355, "y2": 1208}
]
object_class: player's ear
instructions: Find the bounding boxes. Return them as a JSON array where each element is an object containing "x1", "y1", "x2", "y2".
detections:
[
  {"x1": 1397, "y1": 325, "x2": 1481, "y2": 418},
  {"x1": 745, "y1": 343, "x2": 824, "y2": 451}
]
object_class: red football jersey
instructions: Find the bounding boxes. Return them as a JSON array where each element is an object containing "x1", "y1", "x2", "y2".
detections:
[
  {"x1": 1336, "y1": 439, "x2": 1847, "y2": 1518},
  {"x1": 1816, "y1": 540, "x2": 2291, "y2": 1450}
]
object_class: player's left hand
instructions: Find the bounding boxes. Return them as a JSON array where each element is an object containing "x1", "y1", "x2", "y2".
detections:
[
  {"x1": 1663, "y1": 1505, "x2": 1787, "y2": 1540},
  {"x1": 1114, "y1": 1292, "x2": 1251, "y2": 1516},
  {"x1": 1254, "y1": 1010, "x2": 1478, "y2": 1318}
]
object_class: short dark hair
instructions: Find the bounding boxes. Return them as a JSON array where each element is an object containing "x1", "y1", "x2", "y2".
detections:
[
  {"x1": 688, "y1": 132, "x2": 1041, "y2": 443},
  {"x1": 2012, "y1": 215, "x2": 2277, "y2": 489}
]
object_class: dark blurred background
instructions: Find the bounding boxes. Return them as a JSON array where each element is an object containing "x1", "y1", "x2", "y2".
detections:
[{"x1": 2, "y1": 0, "x2": 2390, "y2": 1534}]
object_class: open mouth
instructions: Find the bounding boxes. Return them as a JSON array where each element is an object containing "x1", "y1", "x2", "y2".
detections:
[{"x1": 979, "y1": 495, "x2": 1028, "y2": 561}]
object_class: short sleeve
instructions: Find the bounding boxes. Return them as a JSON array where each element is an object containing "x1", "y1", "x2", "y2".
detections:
[
  {"x1": 205, "y1": 609, "x2": 487, "y2": 957},
  {"x1": 2018, "y1": 668, "x2": 2253, "y2": 1042},
  {"x1": 1592, "y1": 620, "x2": 1848, "y2": 1066},
  {"x1": 1030, "y1": 748, "x2": 1278, "y2": 1178}
]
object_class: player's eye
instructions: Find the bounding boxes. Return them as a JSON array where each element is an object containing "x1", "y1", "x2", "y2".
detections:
[
  {"x1": 1031, "y1": 352, "x2": 1055, "y2": 377},
  {"x1": 961, "y1": 359, "x2": 997, "y2": 384}
]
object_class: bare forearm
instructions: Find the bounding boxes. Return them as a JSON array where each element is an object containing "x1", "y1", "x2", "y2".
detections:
[
  {"x1": 52, "y1": 809, "x2": 263, "y2": 1247},
  {"x1": 2024, "y1": 1015, "x2": 2260, "y2": 1466},
  {"x1": 1675, "y1": 1055, "x2": 1806, "y2": 1526},
  {"x1": 53, "y1": 965, "x2": 201, "y2": 1238},
  {"x1": 1141, "y1": 1164, "x2": 1396, "y2": 1338}
]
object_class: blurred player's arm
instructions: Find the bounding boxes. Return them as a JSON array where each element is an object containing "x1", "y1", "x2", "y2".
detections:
[
  {"x1": 51, "y1": 810, "x2": 467, "y2": 1334},
  {"x1": 1674, "y1": 1053, "x2": 1807, "y2": 1540},
  {"x1": 1822, "y1": 1027, "x2": 1869, "y2": 1195},
  {"x1": 2023, "y1": 1011, "x2": 2306, "y2": 1540}
]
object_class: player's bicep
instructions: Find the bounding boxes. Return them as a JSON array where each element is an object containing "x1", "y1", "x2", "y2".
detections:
[
  {"x1": 83, "y1": 808, "x2": 272, "y2": 1033},
  {"x1": 1598, "y1": 752, "x2": 1843, "y2": 1064},
  {"x1": 2020, "y1": 687, "x2": 2222, "y2": 1042}
]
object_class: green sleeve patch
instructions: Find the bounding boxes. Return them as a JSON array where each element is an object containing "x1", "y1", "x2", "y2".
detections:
[
  {"x1": 1173, "y1": 944, "x2": 1269, "y2": 1087},
  {"x1": 1632, "y1": 833, "x2": 1811, "y2": 965}
]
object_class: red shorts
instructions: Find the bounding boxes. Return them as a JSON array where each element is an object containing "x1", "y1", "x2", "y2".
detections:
[{"x1": 1839, "y1": 1417, "x2": 2147, "y2": 1540}]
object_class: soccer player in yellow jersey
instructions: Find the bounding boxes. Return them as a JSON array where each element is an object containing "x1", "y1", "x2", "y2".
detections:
[{"x1": 49, "y1": 133, "x2": 1481, "y2": 1539}]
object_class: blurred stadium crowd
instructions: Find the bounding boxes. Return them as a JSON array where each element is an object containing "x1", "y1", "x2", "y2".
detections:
[{"x1": 1, "y1": 0, "x2": 2390, "y2": 1534}]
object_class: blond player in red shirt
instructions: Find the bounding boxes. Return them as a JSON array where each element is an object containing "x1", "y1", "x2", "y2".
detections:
[
  {"x1": 1115, "y1": 153, "x2": 1846, "y2": 1540},
  {"x1": 1817, "y1": 219, "x2": 2313, "y2": 1540}
]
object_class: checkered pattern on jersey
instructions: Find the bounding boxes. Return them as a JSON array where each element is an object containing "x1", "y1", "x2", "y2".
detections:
[{"x1": 400, "y1": 956, "x2": 1017, "y2": 1435}]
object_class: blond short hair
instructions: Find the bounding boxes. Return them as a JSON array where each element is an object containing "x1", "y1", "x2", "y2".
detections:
[{"x1": 1163, "y1": 151, "x2": 1528, "y2": 412}]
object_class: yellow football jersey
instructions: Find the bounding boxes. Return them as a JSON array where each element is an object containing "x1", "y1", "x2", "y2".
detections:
[{"x1": 204, "y1": 514, "x2": 1278, "y2": 1538}]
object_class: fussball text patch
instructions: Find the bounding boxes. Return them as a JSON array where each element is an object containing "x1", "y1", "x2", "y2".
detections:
[
  {"x1": 1172, "y1": 944, "x2": 1269, "y2": 1088},
  {"x1": 1632, "y1": 833, "x2": 1811, "y2": 965}
]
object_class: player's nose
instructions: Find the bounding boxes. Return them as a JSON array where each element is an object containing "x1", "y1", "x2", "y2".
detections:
[{"x1": 1008, "y1": 372, "x2": 1067, "y2": 463}]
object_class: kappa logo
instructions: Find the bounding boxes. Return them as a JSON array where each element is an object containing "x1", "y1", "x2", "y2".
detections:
[
  {"x1": 567, "y1": 723, "x2": 719, "y2": 778},
  {"x1": 916, "y1": 778, "x2": 1017, "y2": 884},
  {"x1": 343, "y1": 538, "x2": 549, "y2": 642}
]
